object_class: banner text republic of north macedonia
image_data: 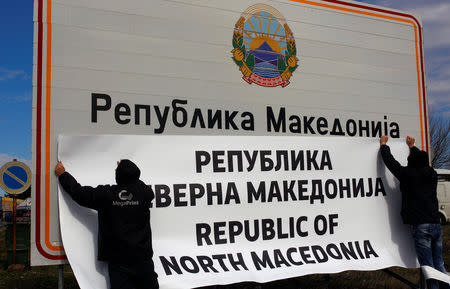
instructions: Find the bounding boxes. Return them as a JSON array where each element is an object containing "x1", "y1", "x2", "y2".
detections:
[{"x1": 58, "y1": 135, "x2": 417, "y2": 289}]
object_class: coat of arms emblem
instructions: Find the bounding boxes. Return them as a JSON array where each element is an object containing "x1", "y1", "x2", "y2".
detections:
[{"x1": 232, "y1": 4, "x2": 299, "y2": 87}]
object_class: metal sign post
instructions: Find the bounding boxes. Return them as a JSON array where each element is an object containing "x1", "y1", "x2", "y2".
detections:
[
  {"x1": 12, "y1": 196, "x2": 17, "y2": 264},
  {"x1": 58, "y1": 264, "x2": 64, "y2": 289}
]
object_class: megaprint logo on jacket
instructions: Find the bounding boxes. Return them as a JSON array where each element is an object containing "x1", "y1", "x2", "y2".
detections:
[
  {"x1": 232, "y1": 4, "x2": 299, "y2": 88},
  {"x1": 113, "y1": 190, "x2": 139, "y2": 206}
]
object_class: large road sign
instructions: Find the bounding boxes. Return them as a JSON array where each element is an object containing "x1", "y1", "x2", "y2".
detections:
[
  {"x1": 0, "y1": 161, "x2": 31, "y2": 195},
  {"x1": 32, "y1": 0, "x2": 430, "y2": 265}
]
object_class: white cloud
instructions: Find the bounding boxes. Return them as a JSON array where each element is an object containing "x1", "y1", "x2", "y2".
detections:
[
  {"x1": 360, "y1": 1, "x2": 450, "y2": 49},
  {"x1": 422, "y1": 26, "x2": 450, "y2": 50},
  {"x1": 0, "y1": 94, "x2": 32, "y2": 103},
  {"x1": 409, "y1": 2, "x2": 450, "y2": 23},
  {"x1": 436, "y1": 110, "x2": 450, "y2": 118},
  {"x1": 429, "y1": 80, "x2": 450, "y2": 93},
  {"x1": 427, "y1": 90, "x2": 450, "y2": 117},
  {"x1": 0, "y1": 154, "x2": 31, "y2": 168},
  {"x1": 429, "y1": 105, "x2": 450, "y2": 119},
  {"x1": 428, "y1": 54, "x2": 450, "y2": 69},
  {"x1": 0, "y1": 68, "x2": 27, "y2": 81},
  {"x1": 407, "y1": 3, "x2": 449, "y2": 49},
  {"x1": 369, "y1": 0, "x2": 448, "y2": 12},
  {"x1": 441, "y1": 66, "x2": 450, "y2": 78}
]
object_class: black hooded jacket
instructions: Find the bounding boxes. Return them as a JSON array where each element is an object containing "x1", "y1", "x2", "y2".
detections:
[
  {"x1": 380, "y1": 145, "x2": 440, "y2": 225},
  {"x1": 58, "y1": 160, "x2": 154, "y2": 262}
]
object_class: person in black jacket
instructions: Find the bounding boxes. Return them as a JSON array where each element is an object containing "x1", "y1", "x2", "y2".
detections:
[
  {"x1": 380, "y1": 135, "x2": 448, "y2": 289},
  {"x1": 55, "y1": 159, "x2": 159, "y2": 289}
]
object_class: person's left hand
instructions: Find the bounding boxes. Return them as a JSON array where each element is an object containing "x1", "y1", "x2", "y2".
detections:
[{"x1": 55, "y1": 161, "x2": 66, "y2": 176}]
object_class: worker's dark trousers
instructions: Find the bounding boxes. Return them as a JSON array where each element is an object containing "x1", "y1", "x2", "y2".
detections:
[{"x1": 108, "y1": 259, "x2": 159, "y2": 289}]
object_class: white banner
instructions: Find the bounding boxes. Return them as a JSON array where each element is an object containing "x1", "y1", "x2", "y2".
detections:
[
  {"x1": 422, "y1": 266, "x2": 450, "y2": 284},
  {"x1": 58, "y1": 135, "x2": 417, "y2": 289}
]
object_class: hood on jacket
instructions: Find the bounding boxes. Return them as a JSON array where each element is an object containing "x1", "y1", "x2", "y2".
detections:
[
  {"x1": 115, "y1": 159, "x2": 141, "y2": 185},
  {"x1": 407, "y1": 149, "x2": 429, "y2": 168}
]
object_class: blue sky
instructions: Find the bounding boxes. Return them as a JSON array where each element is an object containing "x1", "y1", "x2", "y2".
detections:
[
  {"x1": 0, "y1": 1, "x2": 33, "y2": 196},
  {"x1": 0, "y1": 0, "x2": 449, "y2": 195},
  {"x1": 0, "y1": 1, "x2": 33, "y2": 157}
]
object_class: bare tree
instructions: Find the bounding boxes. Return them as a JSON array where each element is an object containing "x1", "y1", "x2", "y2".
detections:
[{"x1": 430, "y1": 115, "x2": 450, "y2": 169}]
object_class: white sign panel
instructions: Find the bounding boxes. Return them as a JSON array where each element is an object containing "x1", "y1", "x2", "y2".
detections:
[
  {"x1": 58, "y1": 135, "x2": 416, "y2": 289},
  {"x1": 33, "y1": 0, "x2": 429, "y2": 265}
]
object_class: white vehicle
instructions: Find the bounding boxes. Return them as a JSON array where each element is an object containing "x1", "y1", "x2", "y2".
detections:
[{"x1": 436, "y1": 169, "x2": 450, "y2": 224}]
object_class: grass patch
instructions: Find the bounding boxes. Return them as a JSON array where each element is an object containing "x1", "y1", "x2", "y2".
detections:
[
  {"x1": 0, "y1": 226, "x2": 6, "y2": 265},
  {"x1": 0, "y1": 265, "x2": 80, "y2": 289}
]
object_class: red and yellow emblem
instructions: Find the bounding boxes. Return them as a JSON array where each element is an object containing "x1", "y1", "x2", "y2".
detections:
[{"x1": 232, "y1": 4, "x2": 299, "y2": 87}]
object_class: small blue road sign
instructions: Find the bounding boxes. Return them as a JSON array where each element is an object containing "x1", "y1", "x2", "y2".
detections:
[{"x1": 0, "y1": 161, "x2": 31, "y2": 195}]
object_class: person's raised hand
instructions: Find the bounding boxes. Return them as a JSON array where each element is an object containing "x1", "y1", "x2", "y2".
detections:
[
  {"x1": 55, "y1": 161, "x2": 66, "y2": 176},
  {"x1": 406, "y1": 136, "x2": 415, "y2": 148},
  {"x1": 380, "y1": 135, "x2": 389, "y2": 146}
]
